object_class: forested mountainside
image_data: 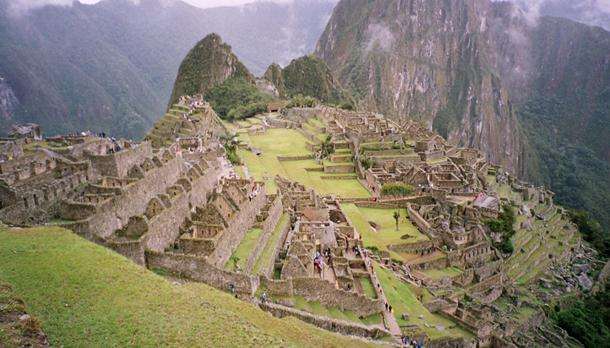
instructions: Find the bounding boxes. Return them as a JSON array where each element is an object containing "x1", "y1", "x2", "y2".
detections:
[
  {"x1": 0, "y1": 0, "x2": 336, "y2": 138},
  {"x1": 263, "y1": 55, "x2": 351, "y2": 105},
  {"x1": 168, "y1": 34, "x2": 254, "y2": 108},
  {"x1": 315, "y1": 0, "x2": 610, "y2": 232}
]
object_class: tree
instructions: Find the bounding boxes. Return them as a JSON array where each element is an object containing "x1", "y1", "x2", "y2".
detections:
[
  {"x1": 319, "y1": 135, "x2": 334, "y2": 159},
  {"x1": 393, "y1": 211, "x2": 400, "y2": 231}
]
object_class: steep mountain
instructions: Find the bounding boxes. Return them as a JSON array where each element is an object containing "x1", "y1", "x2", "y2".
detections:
[
  {"x1": 315, "y1": 0, "x2": 522, "y2": 172},
  {"x1": 263, "y1": 63, "x2": 286, "y2": 98},
  {"x1": 0, "y1": 0, "x2": 337, "y2": 138},
  {"x1": 168, "y1": 34, "x2": 254, "y2": 108},
  {"x1": 0, "y1": 76, "x2": 18, "y2": 121},
  {"x1": 264, "y1": 55, "x2": 351, "y2": 104},
  {"x1": 316, "y1": 0, "x2": 610, "y2": 230}
]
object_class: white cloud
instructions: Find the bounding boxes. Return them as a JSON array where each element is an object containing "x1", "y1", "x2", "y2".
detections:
[{"x1": 6, "y1": 0, "x2": 296, "y2": 14}]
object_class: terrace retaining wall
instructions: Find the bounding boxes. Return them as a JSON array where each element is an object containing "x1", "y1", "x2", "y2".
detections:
[{"x1": 259, "y1": 302, "x2": 390, "y2": 339}]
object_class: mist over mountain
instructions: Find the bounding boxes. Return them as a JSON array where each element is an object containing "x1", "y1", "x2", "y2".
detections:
[
  {"x1": 316, "y1": 0, "x2": 610, "y2": 233},
  {"x1": 505, "y1": 0, "x2": 610, "y2": 31},
  {"x1": 0, "y1": 0, "x2": 336, "y2": 138}
]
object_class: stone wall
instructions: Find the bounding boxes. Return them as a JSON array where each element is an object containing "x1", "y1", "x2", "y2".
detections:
[
  {"x1": 292, "y1": 277, "x2": 383, "y2": 317},
  {"x1": 259, "y1": 276, "x2": 293, "y2": 297},
  {"x1": 259, "y1": 302, "x2": 390, "y2": 339},
  {"x1": 88, "y1": 142, "x2": 152, "y2": 178},
  {"x1": 408, "y1": 204, "x2": 432, "y2": 234},
  {"x1": 207, "y1": 188, "x2": 267, "y2": 268},
  {"x1": 389, "y1": 240, "x2": 435, "y2": 254},
  {"x1": 64, "y1": 156, "x2": 185, "y2": 239},
  {"x1": 246, "y1": 195, "x2": 284, "y2": 273},
  {"x1": 146, "y1": 251, "x2": 259, "y2": 295}
]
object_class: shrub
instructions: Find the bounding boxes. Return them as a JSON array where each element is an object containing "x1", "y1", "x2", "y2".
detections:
[
  {"x1": 226, "y1": 102, "x2": 268, "y2": 120},
  {"x1": 381, "y1": 183, "x2": 414, "y2": 197},
  {"x1": 486, "y1": 205, "x2": 517, "y2": 254},
  {"x1": 205, "y1": 77, "x2": 271, "y2": 119},
  {"x1": 360, "y1": 157, "x2": 373, "y2": 170},
  {"x1": 286, "y1": 94, "x2": 318, "y2": 108}
]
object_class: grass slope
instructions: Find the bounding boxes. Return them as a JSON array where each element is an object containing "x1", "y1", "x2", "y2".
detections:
[
  {"x1": 373, "y1": 264, "x2": 471, "y2": 340},
  {"x1": 0, "y1": 226, "x2": 372, "y2": 347}
]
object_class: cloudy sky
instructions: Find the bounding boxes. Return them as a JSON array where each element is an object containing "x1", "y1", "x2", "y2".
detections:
[{"x1": 32, "y1": 0, "x2": 291, "y2": 8}]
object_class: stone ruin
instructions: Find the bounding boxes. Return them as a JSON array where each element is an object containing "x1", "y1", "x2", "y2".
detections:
[{"x1": 1, "y1": 96, "x2": 599, "y2": 347}]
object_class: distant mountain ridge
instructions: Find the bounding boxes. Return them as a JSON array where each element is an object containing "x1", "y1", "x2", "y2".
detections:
[{"x1": 0, "y1": 0, "x2": 337, "y2": 138}]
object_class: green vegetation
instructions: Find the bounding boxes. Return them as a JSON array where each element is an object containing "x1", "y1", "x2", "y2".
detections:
[
  {"x1": 237, "y1": 129, "x2": 369, "y2": 197},
  {"x1": 205, "y1": 77, "x2": 271, "y2": 120},
  {"x1": 360, "y1": 157, "x2": 373, "y2": 170},
  {"x1": 286, "y1": 94, "x2": 318, "y2": 108},
  {"x1": 520, "y1": 93, "x2": 610, "y2": 244},
  {"x1": 281, "y1": 55, "x2": 353, "y2": 105},
  {"x1": 292, "y1": 296, "x2": 383, "y2": 326},
  {"x1": 381, "y1": 183, "x2": 414, "y2": 197},
  {"x1": 319, "y1": 135, "x2": 335, "y2": 159},
  {"x1": 569, "y1": 210, "x2": 610, "y2": 259},
  {"x1": 226, "y1": 228, "x2": 263, "y2": 272},
  {"x1": 253, "y1": 213, "x2": 289, "y2": 275},
  {"x1": 552, "y1": 283, "x2": 610, "y2": 347},
  {"x1": 169, "y1": 33, "x2": 254, "y2": 108},
  {"x1": 0, "y1": 226, "x2": 368, "y2": 347},
  {"x1": 222, "y1": 136, "x2": 241, "y2": 165},
  {"x1": 340, "y1": 204, "x2": 427, "y2": 261},
  {"x1": 373, "y1": 264, "x2": 471, "y2": 339},
  {"x1": 420, "y1": 267, "x2": 462, "y2": 280},
  {"x1": 359, "y1": 277, "x2": 377, "y2": 299},
  {"x1": 485, "y1": 205, "x2": 516, "y2": 254}
]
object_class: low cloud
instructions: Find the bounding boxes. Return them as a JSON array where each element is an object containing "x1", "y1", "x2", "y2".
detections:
[
  {"x1": 364, "y1": 22, "x2": 395, "y2": 52},
  {"x1": 6, "y1": 0, "x2": 300, "y2": 15},
  {"x1": 498, "y1": 0, "x2": 610, "y2": 30}
]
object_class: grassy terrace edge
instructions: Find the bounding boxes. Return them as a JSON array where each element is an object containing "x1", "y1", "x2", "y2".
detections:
[{"x1": 0, "y1": 226, "x2": 373, "y2": 347}]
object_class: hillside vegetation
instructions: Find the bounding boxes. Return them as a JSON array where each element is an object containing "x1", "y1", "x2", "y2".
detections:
[
  {"x1": 0, "y1": 226, "x2": 370, "y2": 347},
  {"x1": 168, "y1": 33, "x2": 254, "y2": 108}
]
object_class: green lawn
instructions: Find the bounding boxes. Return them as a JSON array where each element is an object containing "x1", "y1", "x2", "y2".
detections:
[
  {"x1": 420, "y1": 267, "x2": 462, "y2": 280},
  {"x1": 0, "y1": 227, "x2": 371, "y2": 347},
  {"x1": 373, "y1": 264, "x2": 471, "y2": 339},
  {"x1": 238, "y1": 128, "x2": 369, "y2": 198},
  {"x1": 225, "y1": 228, "x2": 263, "y2": 272},
  {"x1": 340, "y1": 204, "x2": 428, "y2": 261},
  {"x1": 253, "y1": 213, "x2": 289, "y2": 275},
  {"x1": 292, "y1": 296, "x2": 383, "y2": 327},
  {"x1": 359, "y1": 277, "x2": 377, "y2": 299}
]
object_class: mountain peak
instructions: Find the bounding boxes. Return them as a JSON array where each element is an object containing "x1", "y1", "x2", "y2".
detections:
[{"x1": 168, "y1": 33, "x2": 254, "y2": 108}]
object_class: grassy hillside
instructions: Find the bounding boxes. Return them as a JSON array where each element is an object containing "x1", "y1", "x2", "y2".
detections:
[{"x1": 0, "y1": 226, "x2": 372, "y2": 347}]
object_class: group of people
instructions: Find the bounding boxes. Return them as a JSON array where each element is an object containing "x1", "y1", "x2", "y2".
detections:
[{"x1": 401, "y1": 335, "x2": 423, "y2": 347}]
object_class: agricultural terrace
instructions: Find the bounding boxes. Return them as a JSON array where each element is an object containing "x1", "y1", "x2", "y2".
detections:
[
  {"x1": 236, "y1": 127, "x2": 370, "y2": 198},
  {"x1": 0, "y1": 226, "x2": 371, "y2": 347},
  {"x1": 340, "y1": 203, "x2": 428, "y2": 261},
  {"x1": 373, "y1": 264, "x2": 472, "y2": 340}
]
